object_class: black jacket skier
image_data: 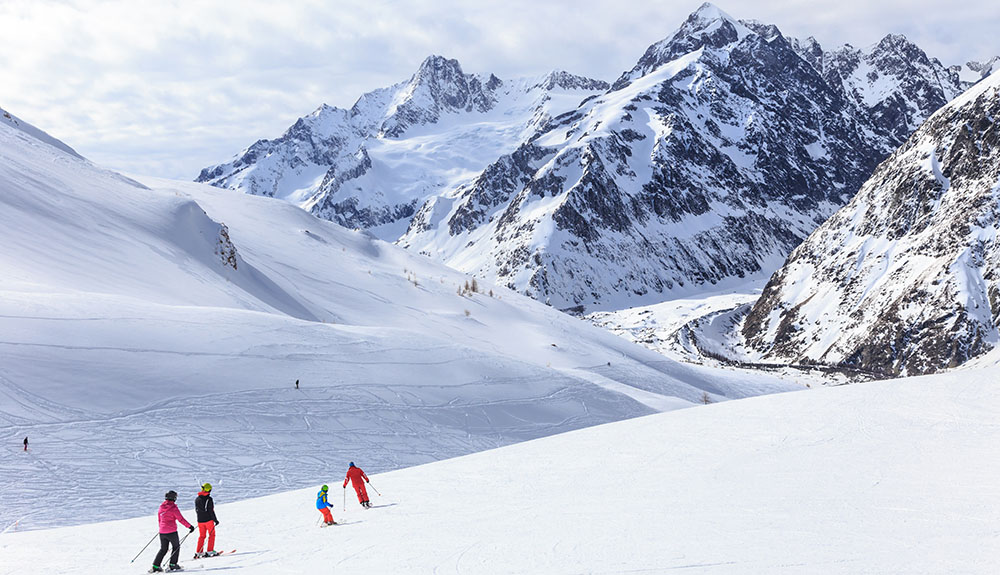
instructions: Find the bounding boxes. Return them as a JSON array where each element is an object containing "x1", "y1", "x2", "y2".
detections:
[{"x1": 195, "y1": 488, "x2": 218, "y2": 524}]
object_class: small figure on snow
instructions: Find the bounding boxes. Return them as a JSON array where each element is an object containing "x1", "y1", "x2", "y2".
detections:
[
  {"x1": 295, "y1": 379, "x2": 299, "y2": 389},
  {"x1": 23, "y1": 436, "x2": 27, "y2": 451},
  {"x1": 343, "y1": 462, "x2": 372, "y2": 508},
  {"x1": 193, "y1": 483, "x2": 220, "y2": 559},
  {"x1": 316, "y1": 485, "x2": 337, "y2": 525},
  {"x1": 152, "y1": 490, "x2": 194, "y2": 572}
]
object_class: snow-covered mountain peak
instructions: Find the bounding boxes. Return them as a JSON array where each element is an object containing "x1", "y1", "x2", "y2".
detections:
[
  {"x1": 687, "y1": 1, "x2": 740, "y2": 28},
  {"x1": 379, "y1": 54, "x2": 502, "y2": 137},
  {"x1": 613, "y1": 2, "x2": 752, "y2": 90}
]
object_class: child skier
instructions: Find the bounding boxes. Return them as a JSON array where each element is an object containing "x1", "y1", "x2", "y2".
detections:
[
  {"x1": 152, "y1": 490, "x2": 194, "y2": 572},
  {"x1": 343, "y1": 462, "x2": 372, "y2": 508},
  {"x1": 316, "y1": 485, "x2": 337, "y2": 525},
  {"x1": 194, "y1": 483, "x2": 220, "y2": 559}
]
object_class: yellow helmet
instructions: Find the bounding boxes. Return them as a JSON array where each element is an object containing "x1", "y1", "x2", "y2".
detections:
[{"x1": 202, "y1": 483, "x2": 212, "y2": 492}]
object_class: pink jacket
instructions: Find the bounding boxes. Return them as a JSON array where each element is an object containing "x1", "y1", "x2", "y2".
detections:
[{"x1": 158, "y1": 500, "x2": 192, "y2": 534}]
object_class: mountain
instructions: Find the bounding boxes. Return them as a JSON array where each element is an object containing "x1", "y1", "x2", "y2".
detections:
[
  {"x1": 0, "y1": 106, "x2": 798, "y2": 530},
  {"x1": 195, "y1": 57, "x2": 608, "y2": 239},
  {"x1": 741, "y1": 69, "x2": 1000, "y2": 376},
  {"x1": 5, "y1": 364, "x2": 1000, "y2": 573},
  {"x1": 200, "y1": 4, "x2": 993, "y2": 314},
  {"x1": 400, "y1": 4, "x2": 913, "y2": 312},
  {"x1": 790, "y1": 33, "x2": 989, "y2": 147}
]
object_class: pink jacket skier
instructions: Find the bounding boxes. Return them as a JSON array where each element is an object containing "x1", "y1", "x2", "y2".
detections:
[{"x1": 152, "y1": 490, "x2": 193, "y2": 572}]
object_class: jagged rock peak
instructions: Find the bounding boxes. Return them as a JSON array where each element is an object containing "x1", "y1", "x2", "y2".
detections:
[
  {"x1": 376, "y1": 54, "x2": 505, "y2": 137},
  {"x1": 535, "y1": 70, "x2": 610, "y2": 91},
  {"x1": 413, "y1": 55, "x2": 467, "y2": 85},
  {"x1": 789, "y1": 36, "x2": 824, "y2": 72},
  {"x1": 613, "y1": 2, "x2": 753, "y2": 89}
]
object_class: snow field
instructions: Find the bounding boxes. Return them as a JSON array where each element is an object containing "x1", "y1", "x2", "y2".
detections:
[{"x1": 3, "y1": 369, "x2": 998, "y2": 574}]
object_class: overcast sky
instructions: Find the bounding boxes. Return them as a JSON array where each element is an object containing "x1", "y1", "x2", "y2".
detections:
[{"x1": 1, "y1": 0, "x2": 997, "y2": 180}]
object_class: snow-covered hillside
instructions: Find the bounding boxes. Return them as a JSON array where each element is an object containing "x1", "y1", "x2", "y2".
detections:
[
  {"x1": 0, "y1": 108, "x2": 798, "y2": 531},
  {"x1": 3, "y1": 367, "x2": 998, "y2": 574},
  {"x1": 741, "y1": 69, "x2": 1000, "y2": 375}
]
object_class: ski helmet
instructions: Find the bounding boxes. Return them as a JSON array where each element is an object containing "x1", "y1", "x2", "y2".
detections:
[
  {"x1": 165, "y1": 490, "x2": 177, "y2": 501},
  {"x1": 349, "y1": 462, "x2": 355, "y2": 467},
  {"x1": 202, "y1": 483, "x2": 212, "y2": 492},
  {"x1": 321, "y1": 484, "x2": 328, "y2": 492}
]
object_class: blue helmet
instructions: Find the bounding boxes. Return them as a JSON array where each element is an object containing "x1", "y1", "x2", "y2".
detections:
[{"x1": 349, "y1": 462, "x2": 355, "y2": 467}]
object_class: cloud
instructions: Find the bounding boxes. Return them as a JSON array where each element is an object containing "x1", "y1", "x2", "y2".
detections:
[{"x1": 0, "y1": 0, "x2": 996, "y2": 179}]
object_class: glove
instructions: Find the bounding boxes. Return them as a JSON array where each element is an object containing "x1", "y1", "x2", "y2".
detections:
[
  {"x1": 189, "y1": 525, "x2": 195, "y2": 533},
  {"x1": 214, "y1": 520, "x2": 219, "y2": 526}
]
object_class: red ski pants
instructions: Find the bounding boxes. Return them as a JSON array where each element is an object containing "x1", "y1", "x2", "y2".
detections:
[
  {"x1": 196, "y1": 521, "x2": 216, "y2": 553},
  {"x1": 320, "y1": 507, "x2": 334, "y2": 523},
  {"x1": 351, "y1": 482, "x2": 369, "y2": 503}
]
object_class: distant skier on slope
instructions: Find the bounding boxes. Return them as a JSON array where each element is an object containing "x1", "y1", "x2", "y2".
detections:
[
  {"x1": 316, "y1": 485, "x2": 337, "y2": 525},
  {"x1": 193, "y1": 483, "x2": 220, "y2": 559},
  {"x1": 343, "y1": 462, "x2": 372, "y2": 508},
  {"x1": 23, "y1": 436, "x2": 27, "y2": 451},
  {"x1": 152, "y1": 490, "x2": 194, "y2": 572}
]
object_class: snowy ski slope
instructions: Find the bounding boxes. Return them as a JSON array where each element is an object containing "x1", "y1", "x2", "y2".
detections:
[
  {"x1": 0, "y1": 111, "x2": 797, "y2": 531},
  {"x1": 2, "y1": 367, "x2": 997, "y2": 574}
]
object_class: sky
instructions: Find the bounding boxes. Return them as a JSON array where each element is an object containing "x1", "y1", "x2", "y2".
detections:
[{"x1": 0, "y1": 0, "x2": 997, "y2": 180}]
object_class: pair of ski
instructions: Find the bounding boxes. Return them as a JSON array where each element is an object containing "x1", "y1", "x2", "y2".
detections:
[
  {"x1": 193, "y1": 549, "x2": 236, "y2": 559},
  {"x1": 146, "y1": 550, "x2": 236, "y2": 573}
]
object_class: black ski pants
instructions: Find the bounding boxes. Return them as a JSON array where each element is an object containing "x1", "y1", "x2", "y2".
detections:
[{"x1": 153, "y1": 531, "x2": 181, "y2": 567}]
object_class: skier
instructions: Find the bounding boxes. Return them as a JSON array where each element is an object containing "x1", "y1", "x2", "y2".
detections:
[
  {"x1": 193, "y1": 483, "x2": 220, "y2": 559},
  {"x1": 316, "y1": 485, "x2": 337, "y2": 525},
  {"x1": 23, "y1": 437, "x2": 27, "y2": 451},
  {"x1": 343, "y1": 462, "x2": 371, "y2": 508},
  {"x1": 295, "y1": 379, "x2": 299, "y2": 389},
  {"x1": 152, "y1": 490, "x2": 194, "y2": 572}
]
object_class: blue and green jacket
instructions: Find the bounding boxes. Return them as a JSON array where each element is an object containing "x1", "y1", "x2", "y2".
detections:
[{"x1": 316, "y1": 489, "x2": 332, "y2": 509}]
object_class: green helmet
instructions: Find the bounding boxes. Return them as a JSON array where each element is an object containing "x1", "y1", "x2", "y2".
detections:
[
  {"x1": 321, "y1": 484, "x2": 329, "y2": 492},
  {"x1": 202, "y1": 483, "x2": 212, "y2": 492}
]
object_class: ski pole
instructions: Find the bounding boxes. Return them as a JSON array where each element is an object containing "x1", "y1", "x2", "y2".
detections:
[
  {"x1": 179, "y1": 528, "x2": 194, "y2": 548},
  {"x1": 130, "y1": 532, "x2": 158, "y2": 563},
  {"x1": 343, "y1": 487, "x2": 346, "y2": 511},
  {"x1": 368, "y1": 481, "x2": 381, "y2": 497}
]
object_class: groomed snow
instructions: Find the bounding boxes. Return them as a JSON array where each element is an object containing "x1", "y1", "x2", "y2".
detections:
[{"x1": 3, "y1": 368, "x2": 997, "y2": 574}]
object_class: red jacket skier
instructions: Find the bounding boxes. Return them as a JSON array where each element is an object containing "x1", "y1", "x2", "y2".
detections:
[{"x1": 343, "y1": 462, "x2": 371, "y2": 508}]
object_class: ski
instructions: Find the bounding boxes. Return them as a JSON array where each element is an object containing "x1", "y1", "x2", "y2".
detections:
[{"x1": 193, "y1": 549, "x2": 236, "y2": 559}]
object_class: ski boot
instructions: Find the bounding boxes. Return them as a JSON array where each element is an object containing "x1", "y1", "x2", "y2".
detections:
[
  {"x1": 167, "y1": 564, "x2": 184, "y2": 571},
  {"x1": 149, "y1": 567, "x2": 164, "y2": 574},
  {"x1": 204, "y1": 550, "x2": 220, "y2": 557}
]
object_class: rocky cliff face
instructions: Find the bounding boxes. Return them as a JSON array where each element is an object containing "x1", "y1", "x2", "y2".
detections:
[{"x1": 742, "y1": 70, "x2": 1000, "y2": 376}]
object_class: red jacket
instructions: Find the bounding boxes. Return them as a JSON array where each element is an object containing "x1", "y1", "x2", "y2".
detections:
[{"x1": 343, "y1": 466, "x2": 369, "y2": 488}]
